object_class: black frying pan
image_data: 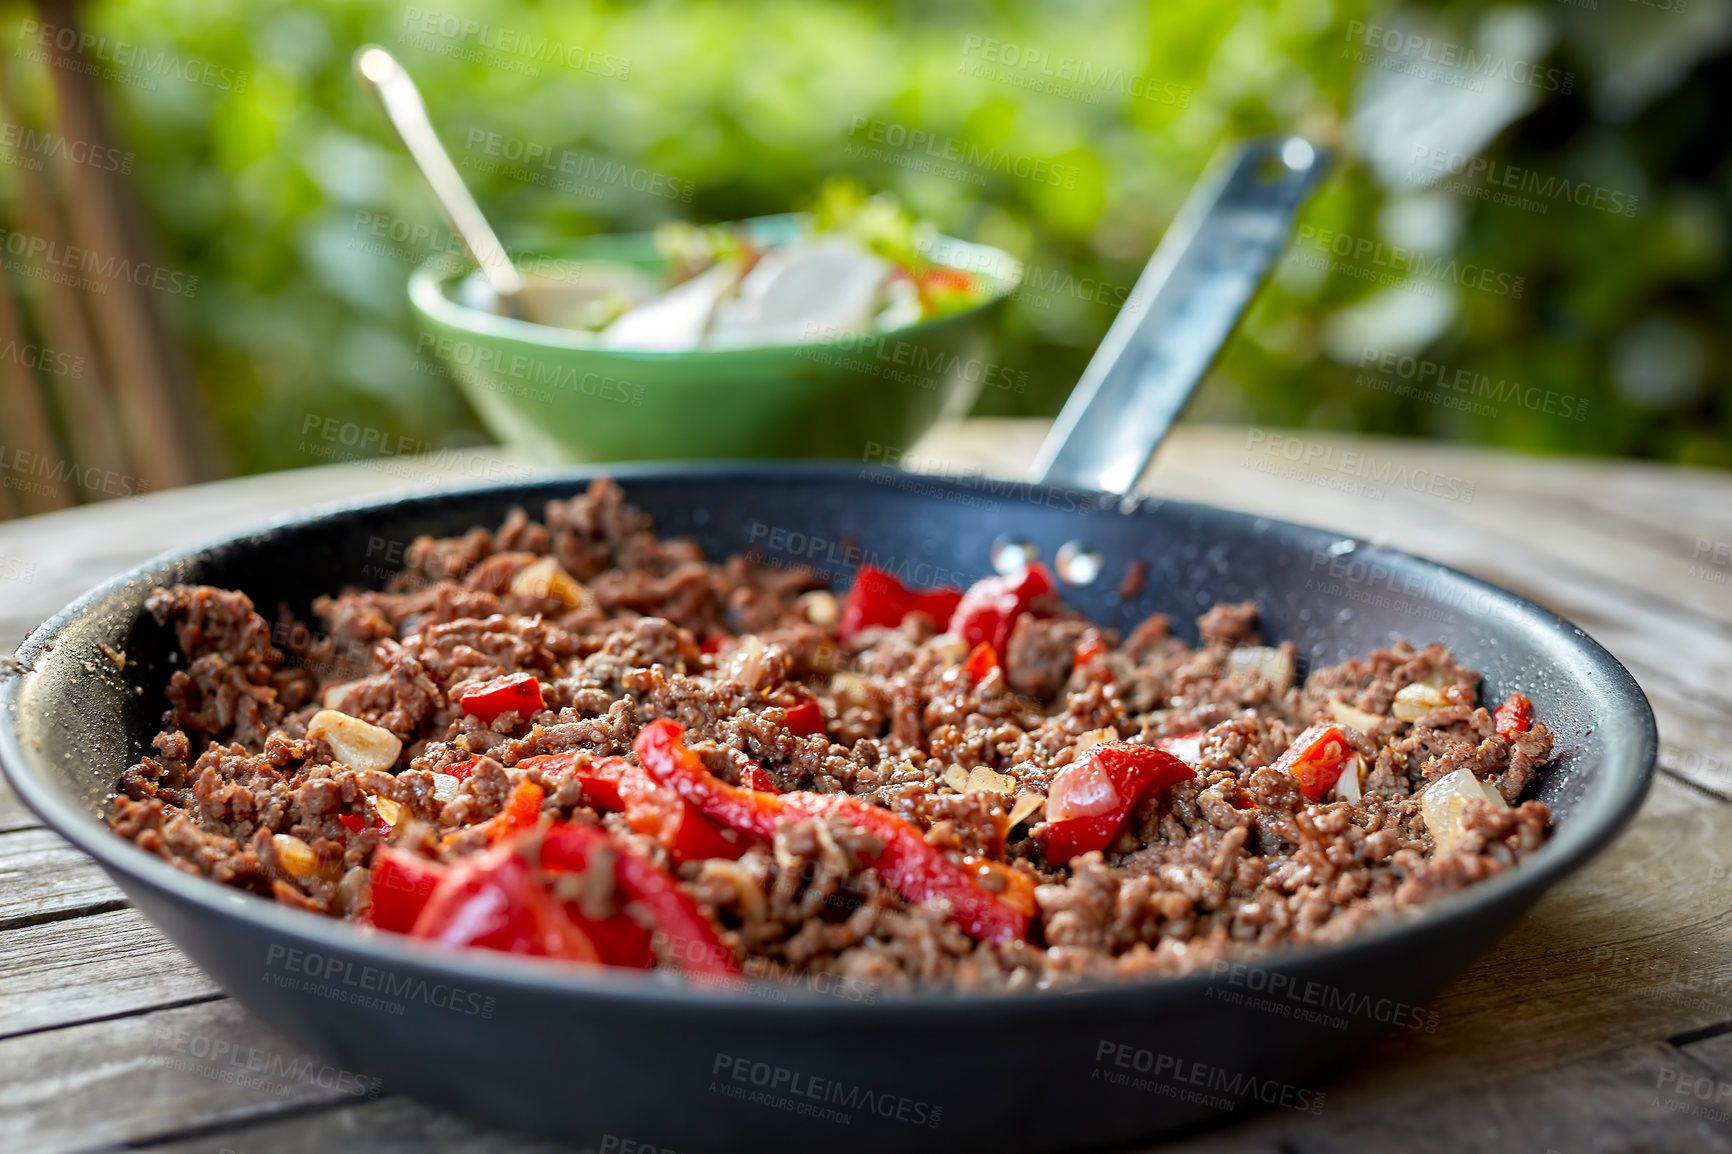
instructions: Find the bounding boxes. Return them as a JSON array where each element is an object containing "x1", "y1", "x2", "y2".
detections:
[{"x1": 0, "y1": 142, "x2": 1655, "y2": 1153}]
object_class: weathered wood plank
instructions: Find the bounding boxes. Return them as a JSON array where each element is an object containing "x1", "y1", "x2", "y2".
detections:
[
  {"x1": 0, "y1": 907, "x2": 219, "y2": 1039},
  {"x1": 0, "y1": 999, "x2": 374, "y2": 1154},
  {"x1": 1154, "y1": 1041, "x2": 1732, "y2": 1153},
  {"x1": 0, "y1": 774, "x2": 41, "y2": 832},
  {"x1": 137, "y1": 1097, "x2": 581, "y2": 1153},
  {"x1": 0, "y1": 828, "x2": 125, "y2": 930}
]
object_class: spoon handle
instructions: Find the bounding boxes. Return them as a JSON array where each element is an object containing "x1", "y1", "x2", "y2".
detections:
[
  {"x1": 1031, "y1": 136, "x2": 1328, "y2": 495},
  {"x1": 354, "y1": 46, "x2": 524, "y2": 306}
]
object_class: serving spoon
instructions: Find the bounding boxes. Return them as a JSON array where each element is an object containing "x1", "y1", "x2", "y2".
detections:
[{"x1": 353, "y1": 45, "x2": 526, "y2": 317}]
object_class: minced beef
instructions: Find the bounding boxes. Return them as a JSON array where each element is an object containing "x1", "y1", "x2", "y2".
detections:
[{"x1": 110, "y1": 479, "x2": 1554, "y2": 993}]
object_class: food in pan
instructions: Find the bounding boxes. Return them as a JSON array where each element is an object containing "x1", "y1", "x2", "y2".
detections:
[{"x1": 111, "y1": 479, "x2": 1554, "y2": 992}]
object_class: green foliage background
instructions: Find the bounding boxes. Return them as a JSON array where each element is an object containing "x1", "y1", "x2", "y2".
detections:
[{"x1": 13, "y1": 0, "x2": 1729, "y2": 472}]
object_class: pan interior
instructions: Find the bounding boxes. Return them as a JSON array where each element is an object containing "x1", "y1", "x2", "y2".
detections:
[{"x1": 3, "y1": 465, "x2": 1652, "y2": 930}]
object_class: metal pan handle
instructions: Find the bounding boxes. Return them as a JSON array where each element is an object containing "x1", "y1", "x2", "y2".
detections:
[{"x1": 1030, "y1": 136, "x2": 1329, "y2": 495}]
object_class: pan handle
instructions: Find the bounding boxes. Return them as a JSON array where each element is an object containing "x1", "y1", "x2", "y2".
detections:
[{"x1": 1030, "y1": 136, "x2": 1330, "y2": 496}]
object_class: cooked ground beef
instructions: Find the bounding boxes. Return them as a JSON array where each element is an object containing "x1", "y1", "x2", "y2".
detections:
[{"x1": 110, "y1": 479, "x2": 1553, "y2": 993}]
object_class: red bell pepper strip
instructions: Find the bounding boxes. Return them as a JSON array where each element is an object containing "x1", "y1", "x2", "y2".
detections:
[
  {"x1": 520, "y1": 752, "x2": 752, "y2": 863},
  {"x1": 1042, "y1": 814, "x2": 1130, "y2": 866},
  {"x1": 782, "y1": 701, "x2": 825, "y2": 737},
  {"x1": 1041, "y1": 741, "x2": 1196, "y2": 864},
  {"x1": 1271, "y1": 724, "x2": 1355, "y2": 802},
  {"x1": 498, "y1": 778, "x2": 545, "y2": 831},
  {"x1": 569, "y1": 907, "x2": 656, "y2": 970},
  {"x1": 1072, "y1": 631, "x2": 1109, "y2": 669},
  {"x1": 540, "y1": 822, "x2": 740, "y2": 979},
  {"x1": 1493, "y1": 693, "x2": 1533, "y2": 741},
  {"x1": 838, "y1": 566, "x2": 964, "y2": 642},
  {"x1": 456, "y1": 672, "x2": 544, "y2": 723},
  {"x1": 635, "y1": 720, "x2": 1030, "y2": 944},
  {"x1": 618, "y1": 763, "x2": 755, "y2": 864},
  {"x1": 1154, "y1": 731, "x2": 1204, "y2": 766},
  {"x1": 517, "y1": 752, "x2": 630, "y2": 811},
  {"x1": 366, "y1": 846, "x2": 447, "y2": 933},
  {"x1": 455, "y1": 779, "x2": 546, "y2": 847},
  {"x1": 739, "y1": 762, "x2": 780, "y2": 793},
  {"x1": 444, "y1": 756, "x2": 479, "y2": 782},
  {"x1": 409, "y1": 841, "x2": 601, "y2": 962},
  {"x1": 962, "y1": 641, "x2": 999, "y2": 682},
  {"x1": 338, "y1": 809, "x2": 390, "y2": 837},
  {"x1": 949, "y1": 563, "x2": 1054, "y2": 654}
]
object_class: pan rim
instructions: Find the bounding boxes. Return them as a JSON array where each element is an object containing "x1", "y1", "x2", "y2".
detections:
[{"x1": 0, "y1": 461, "x2": 1658, "y2": 1016}]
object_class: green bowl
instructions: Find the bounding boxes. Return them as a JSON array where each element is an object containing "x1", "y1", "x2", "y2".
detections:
[{"x1": 408, "y1": 216, "x2": 1021, "y2": 464}]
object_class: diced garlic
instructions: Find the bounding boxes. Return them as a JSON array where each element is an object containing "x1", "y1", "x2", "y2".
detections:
[
  {"x1": 1007, "y1": 793, "x2": 1045, "y2": 828},
  {"x1": 798, "y1": 590, "x2": 840, "y2": 628},
  {"x1": 1329, "y1": 699, "x2": 1386, "y2": 732},
  {"x1": 510, "y1": 556, "x2": 590, "y2": 609},
  {"x1": 307, "y1": 709, "x2": 403, "y2": 774},
  {"x1": 1392, "y1": 683, "x2": 1451, "y2": 722},
  {"x1": 273, "y1": 834, "x2": 318, "y2": 878},
  {"x1": 1226, "y1": 647, "x2": 1295, "y2": 693}
]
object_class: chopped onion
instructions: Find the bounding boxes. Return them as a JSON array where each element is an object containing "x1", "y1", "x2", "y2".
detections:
[
  {"x1": 509, "y1": 556, "x2": 590, "y2": 609},
  {"x1": 929, "y1": 633, "x2": 969, "y2": 667},
  {"x1": 1328, "y1": 699, "x2": 1386, "y2": 732},
  {"x1": 798, "y1": 590, "x2": 840, "y2": 627},
  {"x1": 830, "y1": 671, "x2": 875, "y2": 710},
  {"x1": 942, "y1": 765, "x2": 970, "y2": 793},
  {"x1": 1331, "y1": 755, "x2": 1364, "y2": 803},
  {"x1": 1420, "y1": 768, "x2": 1507, "y2": 854},
  {"x1": 307, "y1": 709, "x2": 402, "y2": 774},
  {"x1": 1226, "y1": 647, "x2": 1295, "y2": 693},
  {"x1": 1155, "y1": 732, "x2": 1204, "y2": 766},
  {"x1": 373, "y1": 796, "x2": 405, "y2": 829},
  {"x1": 1391, "y1": 682, "x2": 1450, "y2": 722},
  {"x1": 431, "y1": 773, "x2": 461, "y2": 804},
  {"x1": 333, "y1": 866, "x2": 371, "y2": 916},
  {"x1": 965, "y1": 766, "x2": 1017, "y2": 795},
  {"x1": 272, "y1": 834, "x2": 318, "y2": 878},
  {"x1": 1045, "y1": 756, "x2": 1122, "y2": 823},
  {"x1": 1074, "y1": 727, "x2": 1120, "y2": 752},
  {"x1": 725, "y1": 635, "x2": 769, "y2": 689},
  {"x1": 700, "y1": 859, "x2": 768, "y2": 926},
  {"x1": 1007, "y1": 792, "x2": 1045, "y2": 828}
]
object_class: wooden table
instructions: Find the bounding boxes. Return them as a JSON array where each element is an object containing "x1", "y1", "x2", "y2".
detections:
[{"x1": 2, "y1": 421, "x2": 1729, "y2": 1154}]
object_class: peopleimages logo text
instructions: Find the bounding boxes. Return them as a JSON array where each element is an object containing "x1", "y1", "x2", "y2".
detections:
[{"x1": 1343, "y1": 21, "x2": 1573, "y2": 93}]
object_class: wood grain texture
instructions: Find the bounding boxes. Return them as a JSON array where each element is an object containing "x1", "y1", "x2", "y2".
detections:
[
  {"x1": 0, "y1": 907, "x2": 220, "y2": 1039},
  {"x1": 0, "y1": 775, "x2": 41, "y2": 833},
  {"x1": 0, "y1": 421, "x2": 1725, "y2": 1153},
  {"x1": 0, "y1": 828, "x2": 125, "y2": 930},
  {"x1": 138, "y1": 1097, "x2": 581, "y2": 1154},
  {"x1": 0, "y1": 999, "x2": 367, "y2": 1154}
]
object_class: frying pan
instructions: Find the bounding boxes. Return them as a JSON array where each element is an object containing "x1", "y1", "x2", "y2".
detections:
[{"x1": 0, "y1": 140, "x2": 1655, "y2": 1153}]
